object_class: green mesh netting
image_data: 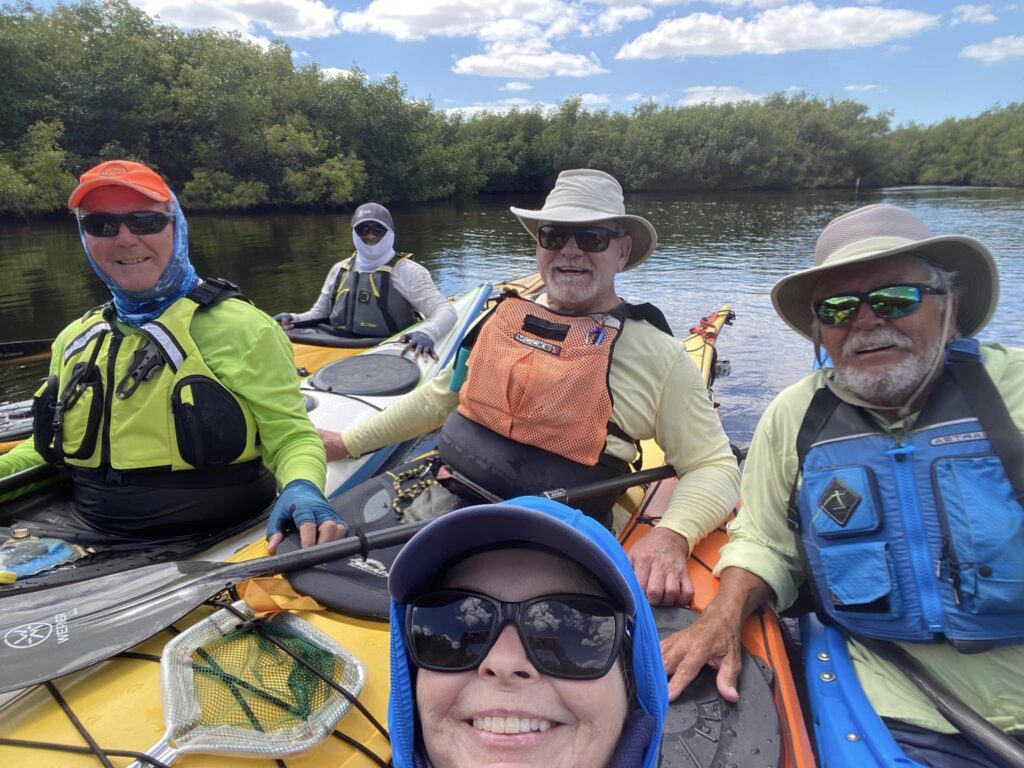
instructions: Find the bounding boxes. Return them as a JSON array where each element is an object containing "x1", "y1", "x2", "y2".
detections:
[{"x1": 154, "y1": 602, "x2": 365, "y2": 760}]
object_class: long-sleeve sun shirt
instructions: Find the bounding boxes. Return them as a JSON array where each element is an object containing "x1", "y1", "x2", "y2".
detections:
[
  {"x1": 342, "y1": 297, "x2": 740, "y2": 549},
  {"x1": 718, "y1": 343, "x2": 1024, "y2": 735},
  {"x1": 290, "y1": 256, "x2": 457, "y2": 343}
]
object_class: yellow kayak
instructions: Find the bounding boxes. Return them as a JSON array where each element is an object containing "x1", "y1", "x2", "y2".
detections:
[{"x1": 0, "y1": 305, "x2": 734, "y2": 768}]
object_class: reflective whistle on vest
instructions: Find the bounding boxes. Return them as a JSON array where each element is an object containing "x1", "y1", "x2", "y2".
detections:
[
  {"x1": 449, "y1": 346, "x2": 471, "y2": 392},
  {"x1": 587, "y1": 326, "x2": 606, "y2": 346}
]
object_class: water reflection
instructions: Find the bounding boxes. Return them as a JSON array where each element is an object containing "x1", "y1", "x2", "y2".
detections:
[{"x1": 2, "y1": 187, "x2": 1021, "y2": 445}]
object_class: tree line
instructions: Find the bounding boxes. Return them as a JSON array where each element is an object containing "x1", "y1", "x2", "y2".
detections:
[{"x1": 1, "y1": 0, "x2": 1022, "y2": 216}]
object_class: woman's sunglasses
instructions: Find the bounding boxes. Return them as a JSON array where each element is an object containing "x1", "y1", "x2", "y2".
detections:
[
  {"x1": 405, "y1": 589, "x2": 625, "y2": 680},
  {"x1": 814, "y1": 283, "x2": 946, "y2": 327},
  {"x1": 355, "y1": 223, "x2": 388, "y2": 238},
  {"x1": 78, "y1": 211, "x2": 173, "y2": 238},
  {"x1": 537, "y1": 224, "x2": 623, "y2": 253}
]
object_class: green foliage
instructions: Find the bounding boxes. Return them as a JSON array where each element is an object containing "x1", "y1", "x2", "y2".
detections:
[
  {"x1": 0, "y1": 0, "x2": 1020, "y2": 217},
  {"x1": 180, "y1": 169, "x2": 268, "y2": 210}
]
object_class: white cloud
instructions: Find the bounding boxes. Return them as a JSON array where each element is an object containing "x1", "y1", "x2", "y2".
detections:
[
  {"x1": 321, "y1": 67, "x2": 353, "y2": 79},
  {"x1": 136, "y1": 0, "x2": 339, "y2": 39},
  {"x1": 445, "y1": 97, "x2": 557, "y2": 117},
  {"x1": 502, "y1": 81, "x2": 534, "y2": 91},
  {"x1": 453, "y1": 46, "x2": 607, "y2": 78},
  {"x1": 616, "y1": 3, "x2": 939, "y2": 60},
  {"x1": 576, "y1": 92, "x2": 612, "y2": 104},
  {"x1": 588, "y1": 5, "x2": 652, "y2": 35},
  {"x1": 339, "y1": 0, "x2": 566, "y2": 42},
  {"x1": 950, "y1": 4, "x2": 997, "y2": 26},
  {"x1": 960, "y1": 34, "x2": 1024, "y2": 62},
  {"x1": 679, "y1": 85, "x2": 766, "y2": 105},
  {"x1": 844, "y1": 83, "x2": 879, "y2": 92}
]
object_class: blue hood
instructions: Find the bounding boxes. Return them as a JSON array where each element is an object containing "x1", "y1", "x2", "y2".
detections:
[
  {"x1": 77, "y1": 192, "x2": 199, "y2": 327},
  {"x1": 387, "y1": 496, "x2": 669, "y2": 768}
]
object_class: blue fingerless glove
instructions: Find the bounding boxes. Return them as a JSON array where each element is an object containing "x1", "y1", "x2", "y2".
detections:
[
  {"x1": 266, "y1": 479, "x2": 346, "y2": 538},
  {"x1": 401, "y1": 331, "x2": 435, "y2": 356}
]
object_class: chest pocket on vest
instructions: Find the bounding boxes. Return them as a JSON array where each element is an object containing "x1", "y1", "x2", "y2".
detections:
[
  {"x1": 172, "y1": 376, "x2": 247, "y2": 468},
  {"x1": 803, "y1": 465, "x2": 902, "y2": 617},
  {"x1": 935, "y1": 455, "x2": 1024, "y2": 614}
]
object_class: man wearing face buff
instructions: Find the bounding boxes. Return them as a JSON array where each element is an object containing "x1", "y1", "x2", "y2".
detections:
[
  {"x1": 661, "y1": 205, "x2": 1024, "y2": 767},
  {"x1": 319, "y1": 169, "x2": 740, "y2": 607},
  {"x1": 276, "y1": 202, "x2": 456, "y2": 360},
  {"x1": 387, "y1": 496, "x2": 669, "y2": 768},
  {"x1": 0, "y1": 160, "x2": 344, "y2": 554}
]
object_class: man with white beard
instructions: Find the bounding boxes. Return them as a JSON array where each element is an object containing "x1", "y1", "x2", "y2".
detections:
[
  {"x1": 660, "y1": 204, "x2": 1024, "y2": 768},
  {"x1": 320, "y1": 169, "x2": 740, "y2": 605}
]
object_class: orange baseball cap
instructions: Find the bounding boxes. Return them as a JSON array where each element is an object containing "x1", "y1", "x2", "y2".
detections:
[{"x1": 68, "y1": 160, "x2": 173, "y2": 209}]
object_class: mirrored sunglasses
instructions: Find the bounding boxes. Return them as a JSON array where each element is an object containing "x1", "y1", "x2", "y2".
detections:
[
  {"x1": 815, "y1": 283, "x2": 946, "y2": 327},
  {"x1": 355, "y1": 223, "x2": 388, "y2": 238},
  {"x1": 78, "y1": 211, "x2": 173, "y2": 238},
  {"x1": 405, "y1": 589, "x2": 625, "y2": 680},
  {"x1": 537, "y1": 224, "x2": 623, "y2": 253}
]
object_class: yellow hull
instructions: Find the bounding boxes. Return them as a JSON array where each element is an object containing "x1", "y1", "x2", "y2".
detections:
[{"x1": 0, "y1": 303, "x2": 730, "y2": 768}]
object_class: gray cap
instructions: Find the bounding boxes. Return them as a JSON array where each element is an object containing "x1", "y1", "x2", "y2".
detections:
[{"x1": 352, "y1": 202, "x2": 394, "y2": 232}]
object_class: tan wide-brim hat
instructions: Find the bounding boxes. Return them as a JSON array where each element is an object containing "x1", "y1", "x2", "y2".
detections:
[
  {"x1": 510, "y1": 169, "x2": 657, "y2": 270},
  {"x1": 771, "y1": 203, "x2": 998, "y2": 340}
]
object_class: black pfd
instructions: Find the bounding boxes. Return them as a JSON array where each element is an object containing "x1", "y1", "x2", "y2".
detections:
[
  {"x1": 33, "y1": 278, "x2": 262, "y2": 474},
  {"x1": 328, "y1": 253, "x2": 417, "y2": 337},
  {"x1": 788, "y1": 340, "x2": 1024, "y2": 651}
]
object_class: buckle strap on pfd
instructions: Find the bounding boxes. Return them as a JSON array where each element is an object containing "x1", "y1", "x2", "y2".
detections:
[
  {"x1": 188, "y1": 277, "x2": 249, "y2": 310},
  {"x1": 787, "y1": 385, "x2": 842, "y2": 530},
  {"x1": 610, "y1": 301, "x2": 673, "y2": 336},
  {"x1": 945, "y1": 338, "x2": 1024, "y2": 506}
]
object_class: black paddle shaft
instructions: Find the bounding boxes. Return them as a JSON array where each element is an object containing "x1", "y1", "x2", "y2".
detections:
[{"x1": 0, "y1": 464, "x2": 675, "y2": 694}]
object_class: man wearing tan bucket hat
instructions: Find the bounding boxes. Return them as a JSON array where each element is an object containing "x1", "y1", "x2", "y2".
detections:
[
  {"x1": 661, "y1": 204, "x2": 1024, "y2": 767},
  {"x1": 321, "y1": 169, "x2": 739, "y2": 604}
]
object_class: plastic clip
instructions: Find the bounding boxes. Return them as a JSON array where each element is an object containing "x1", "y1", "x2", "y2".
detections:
[{"x1": 116, "y1": 341, "x2": 166, "y2": 400}]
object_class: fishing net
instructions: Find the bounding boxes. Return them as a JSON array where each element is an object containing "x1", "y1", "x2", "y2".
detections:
[{"x1": 151, "y1": 601, "x2": 365, "y2": 762}]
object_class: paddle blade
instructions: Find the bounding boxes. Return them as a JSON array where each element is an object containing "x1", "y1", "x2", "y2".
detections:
[{"x1": 0, "y1": 560, "x2": 223, "y2": 693}]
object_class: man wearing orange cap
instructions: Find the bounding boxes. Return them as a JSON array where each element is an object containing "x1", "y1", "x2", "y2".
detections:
[{"x1": 0, "y1": 160, "x2": 345, "y2": 554}]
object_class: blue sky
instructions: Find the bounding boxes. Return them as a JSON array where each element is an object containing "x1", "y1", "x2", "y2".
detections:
[{"x1": 97, "y1": 1, "x2": 1024, "y2": 125}]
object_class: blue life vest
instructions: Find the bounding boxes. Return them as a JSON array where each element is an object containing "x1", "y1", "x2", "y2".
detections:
[{"x1": 791, "y1": 342, "x2": 1024, "y2": 650}]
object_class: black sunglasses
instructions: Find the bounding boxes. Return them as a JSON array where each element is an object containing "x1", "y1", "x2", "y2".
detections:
[
  {"x1": 78, "y1": 211, "x2": 173, "y2": 238},
  {"x1": 355, "y1": 223, "x2": 388, "y2": 238},
  {"x1": 815, "y1": 283, "x2": 946, "y2": 327},
  {"x1": 405, "y1": 589, "x2": 625, "y2": 680},
  {"x1": 537, "y1": 224, "x2": 623, "y2": 253}
]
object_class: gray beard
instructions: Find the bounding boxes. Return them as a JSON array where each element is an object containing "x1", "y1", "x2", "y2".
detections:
[{"x1": 832, "y1": 328, "x2": 937, "y2": 406}]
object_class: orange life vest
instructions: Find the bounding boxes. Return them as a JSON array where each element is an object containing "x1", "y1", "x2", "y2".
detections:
[{"x1": 457, "y1": 297, "x2": 621, "y2": 466}]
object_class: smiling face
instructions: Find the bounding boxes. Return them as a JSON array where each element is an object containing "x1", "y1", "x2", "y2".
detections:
[
  {"x1": 414, "y1": 548, "x2": 629, "y2": 768},
  {"x1": 814, "y1": 253, "x2": 958, "y2": 407},
  {"x1": 536, "y1": 220, "x2": 631, "y2": 314},
  {"x1": 79, "y1": 186, "x2": 174, "y2": 293}
]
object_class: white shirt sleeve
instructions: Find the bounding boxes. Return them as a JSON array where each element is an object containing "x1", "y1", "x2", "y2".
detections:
[
  {"x1": 290, "y1": 261, "x2": 346, "y2": 323},
  {"x1": 390, "y1": 259, "x2": 457, "y2": 342}
]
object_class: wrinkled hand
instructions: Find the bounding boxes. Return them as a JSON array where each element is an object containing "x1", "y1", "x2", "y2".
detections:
[
  {"x1": 266, "y1": 479, "x2": 347, "y2": 554},
  {"x1": 273, "y1": 312, "x2": 295, "y2": 330},
  {"x1": 400, "y1": 331, "x2": 437, "y2": 361},
  {"x1": 661, "y1": 609, "x2": 743, "y2": 702},
  {"x1": 318, "y1": 428, "x2": 349, "y2": 461},
  {"x1": 628, "y1": 526, "x2": 694, "y2": 606}
]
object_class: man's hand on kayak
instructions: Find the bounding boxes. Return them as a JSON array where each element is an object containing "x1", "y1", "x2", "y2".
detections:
[
  {"x1": 628, "y1": 526, "x2": 694, "y2": 606},
  {"x1": 661, "y1": 608, "x2": 743, "y2": 702},
  {"x1": 319, "y1": 428, "x2": 350, "y2": 461},
  {"x1": 265, "y1": 479, "x2": 348, "y2": 554}
]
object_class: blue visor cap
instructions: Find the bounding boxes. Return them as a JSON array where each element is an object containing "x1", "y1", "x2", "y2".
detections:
[{"x1": 388, "y1": 498, "x2": 636, "y2": 615}]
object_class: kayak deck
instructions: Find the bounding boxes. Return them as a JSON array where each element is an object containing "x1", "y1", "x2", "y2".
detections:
[{"x1": 0, "y1": 302, "x2": 815, "y2": 768}]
